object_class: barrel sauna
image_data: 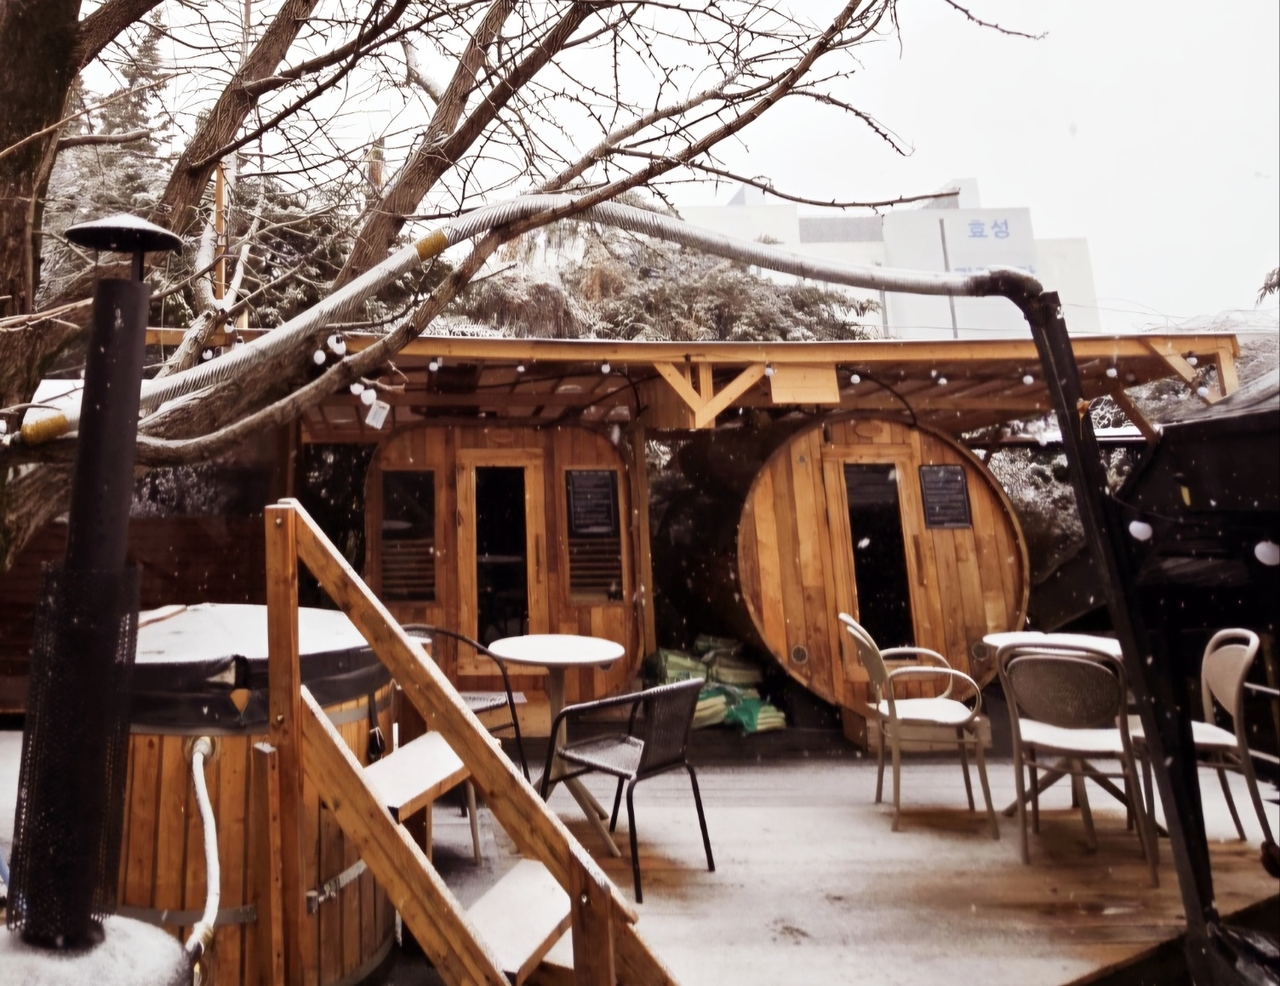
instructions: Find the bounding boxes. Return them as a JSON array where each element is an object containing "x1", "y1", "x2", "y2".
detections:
[
  {"x1": 365, "y1": 423, "x2": 640, "y2": 717},
  {"x1": 733, "y1": 416, "x2": 1029, "y2": 716},
  {"x1": 122, "y1": 604, "x2": 394, "y2": 986}
]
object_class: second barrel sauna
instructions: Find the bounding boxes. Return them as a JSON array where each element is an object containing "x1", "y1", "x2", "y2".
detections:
[
  {"x1": 364, "y1": 424, "x2": 640, "y2": 717},
  {"x1": 724, "y1": 416, "x2": 1029, "y2": 717},
  {"x1": 660, "y1": 412, "x2": 1029, "y2": 717}
]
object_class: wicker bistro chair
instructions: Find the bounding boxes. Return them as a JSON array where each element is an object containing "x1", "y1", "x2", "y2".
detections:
[
  {"x1": 838, "y1": 614, "x2": 998, "y2": 838},
  {"x1": 1130, "y1": 629, "x2": 1275, "y2": 845},
  {"x1": 539, "y1": 678, "x2": 714, "y2": 903},
  {"x1": 996, "y1": 641, "x2": 1159, "y2": 886},
  {"x1": 401, "y1": 624, "x2": 529, "y2": 781}
]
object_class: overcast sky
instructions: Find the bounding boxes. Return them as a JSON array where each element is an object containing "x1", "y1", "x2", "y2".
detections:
[{"x1": 669, "y1": 1, "x2": 1280, "y2": 335}]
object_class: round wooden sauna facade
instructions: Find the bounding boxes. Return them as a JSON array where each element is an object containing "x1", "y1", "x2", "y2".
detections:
[
  {"x1": 735, "y1": 416, "x2": 1028, "y2": 714},
  {"x1": 365, "y1": 424, "x2": 640, "y2": 710}
]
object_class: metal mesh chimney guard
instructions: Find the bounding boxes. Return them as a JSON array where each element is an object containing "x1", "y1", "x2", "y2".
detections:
[{"x1": 7, "y1": 214, "x2": 181, "y2": 948}]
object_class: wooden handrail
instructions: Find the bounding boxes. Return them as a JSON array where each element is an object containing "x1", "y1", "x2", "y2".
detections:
[{"x1": 266, "y1": 498, "x2": 679, "y2": 985}]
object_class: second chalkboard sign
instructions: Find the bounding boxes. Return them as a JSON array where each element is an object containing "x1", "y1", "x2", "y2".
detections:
[
  {"x1": 919, "y1": 464, "x2": 971, "y2": 529},
  {"x1": 566, "y1": 470, "x2": 619, "y2": 537}
]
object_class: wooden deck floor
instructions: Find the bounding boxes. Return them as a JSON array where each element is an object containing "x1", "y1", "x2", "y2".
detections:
[
  {"x1": 2, "y1": 731, "x2": 1276, "y2": 985},
  {"x1": 512, "y1": 756, "x2": 1278, "y2": 986}
]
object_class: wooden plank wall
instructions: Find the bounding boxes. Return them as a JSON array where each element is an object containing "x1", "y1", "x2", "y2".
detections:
[
  {"x1": 367, "y1": 425, "x2": 638, "y2": 709},
  {"x1": 738, "y1": 417, "x2": 1028, "y2": 715}
]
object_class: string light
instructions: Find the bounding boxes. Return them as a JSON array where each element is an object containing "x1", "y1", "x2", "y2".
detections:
[
  {"x1": 1105, "y1": 366, "x2": 1118, "y2": 379},
  {"x1": 1022, "y1": 374, "x2": 1034, "y2": 385},
  {"x1": 360, "y1": 388, "x2": 377, "y2": 406},
  {"x1": 764, "y1": 363, "x2": 775, "y2": 377},
  {"x1": 1128, "y1": 520, "x2": 1154, "y2": 541},
  {"x1": 601, "y1": 361, "x2": 611, "y2": 374},
  {"x1": 849, "y1": 373, "x2": 861, "y2": 385},
  {"x1": 312, "y1": 350, "x2": 326, "y2": 365},
  {"x1": 349, "y1": 382, "x2": 365, "y2": 395},
  {"x1": 1254, "y1": 541, "x2": 1279, "y2": 566}
]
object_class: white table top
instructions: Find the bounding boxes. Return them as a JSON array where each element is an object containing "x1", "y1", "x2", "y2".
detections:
[
  {"x1": 982, "y1": 631, "x2": 1122, "y2": 659},
  {"x1": 487, "y1": 634, "x2": 624, "y2": 670}
]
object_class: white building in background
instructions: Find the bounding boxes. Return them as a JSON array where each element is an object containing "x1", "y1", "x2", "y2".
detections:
[{"x1": 679, "y1": 180, "x2": 1102, "y2": 339}]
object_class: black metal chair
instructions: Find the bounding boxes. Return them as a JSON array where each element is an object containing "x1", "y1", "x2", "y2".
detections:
[
  {"x1": 539, "y1": 678, "x2": 714, "y2": 903},
  {"x1": 401, "y1": 624, "x2": 529, "y2": 781}
]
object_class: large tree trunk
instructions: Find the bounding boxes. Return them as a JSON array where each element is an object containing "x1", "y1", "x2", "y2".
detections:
[{"x1": 0, "y1": 0, "x2": 82, "y2": 321}]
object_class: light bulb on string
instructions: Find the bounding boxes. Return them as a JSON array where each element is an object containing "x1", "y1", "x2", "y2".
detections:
[
  {"x1": 360, "y1": 388, "x2": 377, "y2": 406},
  {"x1": 601, "y1": 362, "x2": 611, "y2": 375},
  {"x1": 349, "y1": 382, "x2": 365, "y2": 396},
  {"x1": 764, "y1": 363, "x2": 775, "y2": 377},
  {"x1": 312, "y1": 350, "x2": 326, "y2": 365}
]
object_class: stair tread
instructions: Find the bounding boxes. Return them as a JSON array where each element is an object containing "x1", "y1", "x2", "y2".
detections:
[
  {"x1": 363, "y1": 732, "x2": 469, "y2": 821},
  {"x1": 467, "y1": 859, "x2": 571, "y2": 985}
]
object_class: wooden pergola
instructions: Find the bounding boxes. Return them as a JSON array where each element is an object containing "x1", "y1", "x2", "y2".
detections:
[{"x1": 265, "y1": 333, "x2": 1238, "y2": 441}]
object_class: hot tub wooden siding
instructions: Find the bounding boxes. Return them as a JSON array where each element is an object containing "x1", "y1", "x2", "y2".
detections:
[{"x1": 737, "y1": 417, "x2": 1029, "y2": 715}]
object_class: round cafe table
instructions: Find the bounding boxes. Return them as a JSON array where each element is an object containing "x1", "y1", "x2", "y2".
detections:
[{"x1": 487, "y1": 634, "x2": 626, "y2": 856}]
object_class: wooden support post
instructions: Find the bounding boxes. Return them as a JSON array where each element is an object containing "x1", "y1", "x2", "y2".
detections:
[
  {"x1": 1106, "y1": 384, "x2": 1160, "y2": 445},
  {"x1": 252, "y1": 742, "x2": 286, "y2": 986},
  {"x1": 570, "y1": 866, "x2": 615, "y2": 986},
  {"x1": 265, "y1": 504, "x2": 305, "y2": 985},
  {"x1": 693, "y1": 363, "x2": 766, "y2": 428},
  {"x1": 627, "y1": 423, "x2": 657, "y2": 655},
  {"x1": 1214, "y1": 345, "x2": 1239, "y2": 397}
]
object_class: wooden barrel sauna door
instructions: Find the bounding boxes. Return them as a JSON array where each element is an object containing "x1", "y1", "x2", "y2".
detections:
[{"x1": 736, "y1": 416, "x2": 1028, "y2": 715}]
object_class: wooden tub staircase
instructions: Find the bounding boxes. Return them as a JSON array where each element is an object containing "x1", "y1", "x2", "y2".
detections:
[{"x1": 259, "y1": 499, "x2": 676, "y2": 986}]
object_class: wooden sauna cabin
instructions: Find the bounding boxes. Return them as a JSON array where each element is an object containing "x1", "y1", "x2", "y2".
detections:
[
  {"x1": 361, "y1": 423, "x2": 640, "y2": 719},
  {"x1": 730, "y1": 415, "x2": 1029, "y2": 718},
  {"x1": 271, "y1": 331, "x2": 1245, "y2": 733}
]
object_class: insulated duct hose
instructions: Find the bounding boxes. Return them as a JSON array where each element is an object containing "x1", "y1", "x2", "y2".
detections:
[
  {"x1": 185, "y1": 737, "x2": 219, "y2": 974},
  {"x1": 19, "y1": 195, "x2": 1043, "y2": 444}
]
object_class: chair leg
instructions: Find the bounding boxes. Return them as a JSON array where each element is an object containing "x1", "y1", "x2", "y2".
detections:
[
  {"x1": 1142, "y1": 754, "x2": 1158, "y2": 831},
  {"x1": 626, "y1": 780, "x2": 643, "y2": 904},
  {"x1": 957, "y1": 727, "x2": 975, "y2": 811},
  {"x1": 1013, "y1": 743, "x2": 1031, "y2": 864},
  {"x1": 686, "y1": 764, "x2": 715, "y2": 873},
  {"x1": 1237, "y1": 750, "x2": 1276, "y2": 845},
  {"x1": 1074, "y1": 764, "x2": 1097, "y2": 851},
  {"x1": 1215, "y1": 762, "x2": 1247, "y2": 841},
  {"x1": 1124, "y1": 756, "x2": 1159, "y2": 888},
  {"x1": 874, "y1": 722, "x2": 886, "y2": 804},
  {"x1": 972, "y1": 730, "x2": 998, "y2": 840},
  {"x1": 465, "y1": 780, "x2": 482, "y2": 864},
  {"x1": 890, "y1": 725, "x2": 903, "y2": 832},
  {"x1": 1029, "y1": 751, "x2": 1040, "y2": 835},
  {"x1": 609, "y1": 778, "x2": 624, "y2": 833}
]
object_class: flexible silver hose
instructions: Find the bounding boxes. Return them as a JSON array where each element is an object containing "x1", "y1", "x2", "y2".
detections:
[
  {"x1": 20, "y1": 195, "x2": 1042, "y2": 443},
  {"x1": 185, "y1": 737, "x2": 219, "y2": 969}
]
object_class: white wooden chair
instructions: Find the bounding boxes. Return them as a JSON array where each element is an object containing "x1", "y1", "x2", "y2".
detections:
[
  {"x1": 838, "y1": 614, "x2": 997, "y2": 838},
  {"x1": 1130, "y1": 629, "x2": 1275, "y2": 845}
]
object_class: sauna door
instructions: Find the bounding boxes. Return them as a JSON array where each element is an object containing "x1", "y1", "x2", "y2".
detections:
[
  {"x1": 456, "y1": 450, "x2": 549, "y2": 662},
  {"x1": 822, "y1": 445, "x2": 937, "y2": 648}
]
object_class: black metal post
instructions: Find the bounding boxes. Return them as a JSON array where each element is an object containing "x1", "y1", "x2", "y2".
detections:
[
  {"x1": 8, "y1": 216, "x2": 180, "y2": 949},
  {"x1": 1014, "y1": 290, "x2": 1235, "y2": 983}
]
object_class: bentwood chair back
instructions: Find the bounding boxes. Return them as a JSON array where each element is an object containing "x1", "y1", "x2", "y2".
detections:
[
  {"x1": 401, "y1": 624, "x2": 529, "y2": 781},
  {"x1": 838, "y1": 613, "x2": 997, "y2": 839},
  {"x1": 997, "y1": 641, "x2": 1157, "y2": 885}
]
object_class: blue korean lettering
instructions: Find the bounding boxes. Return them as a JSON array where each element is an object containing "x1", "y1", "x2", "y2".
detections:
[
  {"x1": 992, "y1": 219, "x2": 1010, "y2": 239},
  {"x1": 968, "y1": 220, "x2": 986, "y2": 238}
]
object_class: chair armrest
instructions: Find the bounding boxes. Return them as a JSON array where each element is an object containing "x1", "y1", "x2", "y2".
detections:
[{"x1": 884, "y1": 666, "x2": 982, "y2": 717}]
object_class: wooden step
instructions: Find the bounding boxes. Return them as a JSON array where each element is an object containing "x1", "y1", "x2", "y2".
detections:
[
  {"x1": 364, "y1": 731, "x2": 469, "y2": 821},
  {"x1": 467, "y1": 859, "x2": 572, "y2": 986}
]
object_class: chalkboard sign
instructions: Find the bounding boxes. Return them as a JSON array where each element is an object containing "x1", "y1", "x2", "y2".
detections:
[
  {"x1": 566, "y1": 470, "x2": 618, "y2": 537},
  {"x1": 919, "y1": 465, "x2": 971, "y2": 529}
]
